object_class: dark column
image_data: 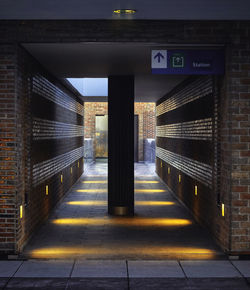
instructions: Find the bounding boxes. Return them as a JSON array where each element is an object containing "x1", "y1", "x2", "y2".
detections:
[{"x1": 108, "y1": 76, "x2": 134, "y2": 216}]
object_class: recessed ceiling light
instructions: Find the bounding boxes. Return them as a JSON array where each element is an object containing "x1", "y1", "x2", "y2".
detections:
[{"x1": 113, "y1": 9, "x2": 137, "y2": 15}]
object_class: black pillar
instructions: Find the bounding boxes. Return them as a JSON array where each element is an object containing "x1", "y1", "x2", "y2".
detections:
[{"x1": 108, "y1": 75, "x2": 134, "y2": 216}]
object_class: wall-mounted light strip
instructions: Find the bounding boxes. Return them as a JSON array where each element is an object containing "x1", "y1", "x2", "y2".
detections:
[
  {"x1": 20, "y1": 205, "x2": 23, "y2": 219},
  {"x1": 160, "y1": 161, "x2": 162, "y2": 168},
  {"x1": 179, "y1": 175, "x2": 181, "y2": 183},
  {"x1": 61, "y1": 174, "x2": 63, "y2": 183},
  {"x1": 168, "y1": 167, "x2": 171, "y2": 174},
  {"x1": 46, "y1": 185, "x2": 49, "y2": 195},
  {"x1": 78, "y1": 161, "x2": 80, "y2": 168},
  {"x1": 70, "y1": 167, "x2": 73, "y2": 174},
  {"x1": 195, "y1": 185, "x2": 198, "y2": 196},
  {"x1": 222, "y1": 203, "x2": 225, "y2": 217}
]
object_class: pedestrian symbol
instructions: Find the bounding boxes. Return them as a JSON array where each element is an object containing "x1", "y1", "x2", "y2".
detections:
[{"x1": 171, "y1": 53, "x2": 185, "y2": 68}]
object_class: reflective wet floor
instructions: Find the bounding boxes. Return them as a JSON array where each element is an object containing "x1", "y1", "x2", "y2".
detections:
[{"x1": 23, "y1": 161, "x2": 223, "y2": 260}]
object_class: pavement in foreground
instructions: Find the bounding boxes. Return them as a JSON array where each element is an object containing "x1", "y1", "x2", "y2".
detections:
[
  {"x1": 0, "y1": 259, "x2": 250, "y2": 289},
  {"x1": 1, "y1": 162, "x2": 249, "y2": 289}
]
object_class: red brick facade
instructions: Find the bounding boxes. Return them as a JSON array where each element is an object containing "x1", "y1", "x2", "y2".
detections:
[
  {"x1": 0, "y1": 20, "x2": 249, "y2": 254},
  {"x1": 84, "y1": 102, "x2": 155, "y2": 161}
]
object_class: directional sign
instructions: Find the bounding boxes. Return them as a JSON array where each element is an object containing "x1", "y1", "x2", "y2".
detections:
[
  {"x1": 152, "y1": 50, "x2": 167, "y2": 69},
  {"x1": 151, "y1": 49, "x2": 224, "y2": 75}
]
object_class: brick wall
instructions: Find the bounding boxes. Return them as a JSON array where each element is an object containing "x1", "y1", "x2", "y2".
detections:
[
  {"x1": 0, "y1": 20, "x2": 249, "y2": 254},
  {"x1": 84, "y1": 102, "x2": 155, "y2": 161},
  {"x1": 156, "y1": 75, "x2": 230, "y2": 250},
  {"x1": 0, "y1": 44, "x2": 17, "y2": 253},
  {"x1": 0, "y1": 44, "x2": 84, "y2": 254}
]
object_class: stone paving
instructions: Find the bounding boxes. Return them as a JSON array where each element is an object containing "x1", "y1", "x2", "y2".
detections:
[
  {"x1": 22, "y1": 161, "x2": 223, "y2": 260},
  {"x1": 1, "y1": 162, "x2": 249, "y2": 289},
  {"x1": 0, "y1": 260, "x2": 250, "y2": 289}
]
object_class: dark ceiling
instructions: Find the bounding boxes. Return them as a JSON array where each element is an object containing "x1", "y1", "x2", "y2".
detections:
[{"x1": 23, "y1": 42, "x2": 189, "y2": 102}]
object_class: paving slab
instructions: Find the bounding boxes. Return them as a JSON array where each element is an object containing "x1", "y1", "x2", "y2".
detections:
[
  {"x1": 68, "y1": 278, "x2": 128, "y2": 290},
  {"x1": 128, "y1": 260, "x2": 185, "y2": 278},
  {"x1": 0, "y1": 278, "x2": 9, "y2": 288},
  {"x1": 188, "y1": 278, "x2": 250, "y2": 290},
  {"x1": 72, "y1": 260, "x2": 127, "y2": 278},
  {"x1": 180, "y1": 260, "x2": 241, "y2": 278},
  {"x1": 130, "y1": 278, "x2": 188, "y2": 290},
  {"x1": 5, "y1": 278, "x2": 67, "y2": 289},
  {"x1": 232, "y1": 261, "x2": 250, "y2": 277},
  {"x1": 0, "y1": 261, "x2": 23, "y2": 277},
  {"x1": 14, "y1": 260, "x2": 73, "y2": 278}
]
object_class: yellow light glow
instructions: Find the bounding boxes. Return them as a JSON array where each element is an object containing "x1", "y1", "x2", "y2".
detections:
[
  {"x1": 61, "y1": 175, "x2": 63, "y2": 183},
  {"x1": 20, "y1": 205, "x2": 23, "y2": 219},
  {"x1": 52, "y1": 217, "x2": 192, "y2": 227},
  {"x1": 168, "y1": 167, "x2": 171, "y2": 174},
  {"x1": 30, "y1": 246, "x2": 215, "y2": 259},
  {"x1": 81, "y1": 180, "x2": 159, "y2": 184},
  {"x1": 135, "y1": 181, "x2": 159, "y2": 184},
  {"x1": 113, "y1": 9, "x2": 136, "y2": 15},
  {"x1": 135, "y1": 189, "x2": 166, "y2": 193},
  {"x1": 222, "y1": 203, "x2": 225, "y2": 217},
  {"x1": 195, "y1": 185, "x2": 198, "y2": 196},
  {"x1": 46, "y1": 185, "x2": 49, "y2": 195},
  {"x1": 135, "y1": 201, "x2": 175, "y2": 206},
  {"x1": 179, "y1": 175, "x2": 181, "y2": 183},
  {"x1": 71, "y1": 167, "x2": 73, "y2": 174},
  {"x1": 67, "y1": 201, "x2": 175, "y2": 206},
  {"x1": 82, "y1": 181, "x2": 107, "y2": 184},
  {"x1": 76, "y1": 189, "x2": 107, "y2": 193},
  {"x1": 67, "y1": 201, "x2": 106, "y2": 206},
  {"x1": 160, "y1": 161, "x2": 162, "y2": 168},
  {"x1": 78, "y1": 161, "x2": 80, "y2": 168}
]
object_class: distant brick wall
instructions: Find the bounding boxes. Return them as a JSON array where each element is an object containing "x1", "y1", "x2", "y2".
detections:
[
  {"x1": 84, "y1": 102, "x2": 155, "y2": 161},
  {"x1": 0, "y1": 20, "x2": 249, "y2": 254}
]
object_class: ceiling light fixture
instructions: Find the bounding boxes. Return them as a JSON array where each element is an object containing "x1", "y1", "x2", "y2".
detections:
[{"x1": 113, "y1": 9, "x2": 136, "y2": 15}]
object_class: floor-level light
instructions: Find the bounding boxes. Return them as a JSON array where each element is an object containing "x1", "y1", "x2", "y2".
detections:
[
  {"x1": 222, "y1": 203, "x2": 225, "y2": 217},
  {"x1": 20, "y1": 205, "x2": 23, "y2": 219}
]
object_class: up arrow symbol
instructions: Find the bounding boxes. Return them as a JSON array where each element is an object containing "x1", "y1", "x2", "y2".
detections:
[{"x1": 154, "y1": 52, "x2": 164, "y2": 63}]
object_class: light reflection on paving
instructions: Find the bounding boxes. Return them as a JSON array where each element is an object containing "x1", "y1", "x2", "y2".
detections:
[
  {"x1": 67, "y1": 201, "x2": 175, "y2": 206},
  {"x1": 23, "y1": 162, "x2": 223, "y2": 260},
  {"x1": 30, "y1": 246, "x2": 216, "y2": 260},
  {"x1": 52, "y1": 217, "x2": 192, "y2": 227}
]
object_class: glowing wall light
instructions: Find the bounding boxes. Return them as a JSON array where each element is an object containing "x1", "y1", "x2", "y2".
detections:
[
  {"x1": 168, "y1": 167, "x2": 171, "y2": 174},
  {"x1": 60, "y1": 174, "x2": 63, "y2": 183},
  {"x1": 46, "y1": 185, "x2": 49, "y2": 195},
  {"x1": 20, "y1": 205, "x2": 23, "y2": 219},
  {"x1": 160, "y1": 161, "x2": 162, "y2": 168},
  {"x1": 78, "y1": 161, "x2": 80, "y2": 168},
  {"x1": 113, "y1": 9, "x2": 136, "y2": 15},
  {"x1": 179, "y1": 175, "x2": 181, "y2": 183},
  {"x1": 222, "y1": 203, "x2": 225, "y2": 217},
  {"x1": 195, "y1": 185, "x2": 198, "y2": 196},
  {"x1": 70, "y1": 167, "x2": 73, "y2": 174}
]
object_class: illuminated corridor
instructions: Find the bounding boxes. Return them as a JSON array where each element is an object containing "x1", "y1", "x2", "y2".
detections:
[{"x1": 23, "y1": 162, "x2": 223, "y2": 260}]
